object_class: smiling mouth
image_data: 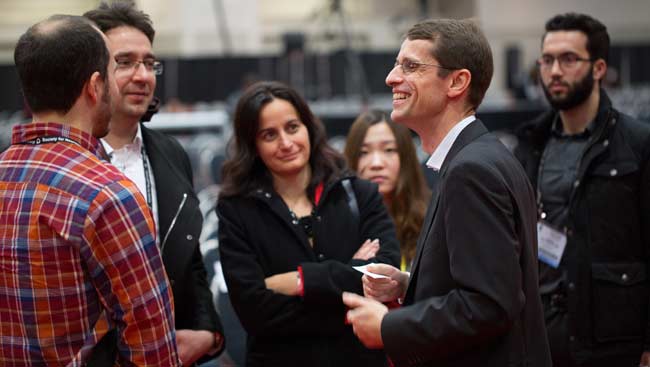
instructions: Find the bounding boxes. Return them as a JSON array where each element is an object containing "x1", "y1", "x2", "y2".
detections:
[
  {"x1": 393, "y1": 93, "x2": 409, "y2": 100},
  {"x1": 278, "y1": 152, "x2": 299, "y2": 161}
]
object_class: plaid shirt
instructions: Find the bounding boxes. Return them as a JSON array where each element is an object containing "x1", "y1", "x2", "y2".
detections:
[{"x1": 0, "y1": 122, "x2": 179, "y2": 366}]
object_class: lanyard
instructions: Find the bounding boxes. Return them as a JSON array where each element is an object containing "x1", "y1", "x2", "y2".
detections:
[
  {"x1": 20, "y1": 136, "x2": 81, "y2": 146},
  {"x1": 140, "y1": 145, "x2": 154, "y2": 209}
]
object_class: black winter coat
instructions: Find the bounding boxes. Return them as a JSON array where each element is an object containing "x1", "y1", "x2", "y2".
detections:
[
  {"x1": 513, "y1": 92, "x2": 650, "y2": 362},
  {"x1": 217, "y1": 175, "x2": 400, "y2": 367}
]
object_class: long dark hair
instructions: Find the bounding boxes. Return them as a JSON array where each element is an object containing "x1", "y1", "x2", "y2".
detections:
[
  {"x1": 344, "y1": 110, "x2": 430, "y2": 264},
  {"x1": 220, "y1": 81, "x2": 346, "y2": 199}
]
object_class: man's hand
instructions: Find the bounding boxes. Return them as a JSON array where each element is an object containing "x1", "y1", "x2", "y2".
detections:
[
  {"x1": 362, "y1": 263, "x2": 409, "y2": 303},
  {"x1": 639, "y1": 351, "x2": 650, "y2": 367},
  {"x1": 265, "y1": 271, "x2": 299, "y2": 296},
  {"x1": 353, "y1": 239, "x2": 380, "y2": 260},
  {"x1": 342, "y1": 292, "x2": 388, "y2": 349},
  {"x1": 176, "y1": 329, "x2": 218, "y2": 366}
]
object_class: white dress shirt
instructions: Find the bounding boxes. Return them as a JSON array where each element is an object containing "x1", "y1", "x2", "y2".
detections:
[
  {"x1": 426, "y1": 115, "x2": 476, "y2": 172},
  {"x1": 101, "y1": 125, "x2": 160, "y2": 241}
]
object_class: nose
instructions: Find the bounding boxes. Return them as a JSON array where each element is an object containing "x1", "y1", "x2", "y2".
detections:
[
  {"x1": 279, "y1": 132, "x2": 293, "y2": 149},
  {"x1": 550, "y1": 58, "x2": 563, "y2": 76},
  {"x1": 132, "y1": 62, "x2": 151, "y2": 81},
  {"x1": 386, "y1": 64, "x2": 402, "y2": 88},
  {"x1": 369, "y1": 151, "x2": 385, "y2": 169}
]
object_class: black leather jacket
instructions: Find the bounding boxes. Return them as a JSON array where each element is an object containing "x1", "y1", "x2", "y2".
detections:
[{"x1": 513, "y1": 91, "x2": 650, "y2": 362}]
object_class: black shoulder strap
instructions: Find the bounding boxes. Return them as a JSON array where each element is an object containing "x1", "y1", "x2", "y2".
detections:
[{"x1": 341, "y1": 178, "x2": 359, "y2": 222}]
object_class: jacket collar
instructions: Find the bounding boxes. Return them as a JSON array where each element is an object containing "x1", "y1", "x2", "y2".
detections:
[
  {"x1": 519, "y1": 89, "x2": 615, "y2": 149},
  {"x1": 439, "y1": 119, "x2": 489, "y2": 177}
]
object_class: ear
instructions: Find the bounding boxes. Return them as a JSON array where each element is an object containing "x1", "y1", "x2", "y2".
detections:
[
  {"x1": 592, "y1": 59, "x2": 607, "y2": 82},
  {"x1": 85, "y1": 71, "x2": 103, "y2": 105},
  {"x1": 447, "y1": 69, "x2": 471, "y2": 99}
]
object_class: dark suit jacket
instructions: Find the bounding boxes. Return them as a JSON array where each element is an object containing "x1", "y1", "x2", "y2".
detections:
[
  {"x1": 382, "y1": 120, "x2": 551, "y2": 367},
  {"x1": 142, "y1": 125, "x2": 224, "y2": 359}
]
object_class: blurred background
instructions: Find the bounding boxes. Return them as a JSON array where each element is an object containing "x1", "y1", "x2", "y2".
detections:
[
  {"x1": 1, "y1": 1, "x2": 650, "y2": 153},
  {"x1": 2, "y1": 1, "x2": 649, "y2": 365}
]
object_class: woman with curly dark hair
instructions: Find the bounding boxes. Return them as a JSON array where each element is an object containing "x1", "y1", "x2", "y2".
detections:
[
  {"x1": 217, "y1": 81, "x2": 399, "y2": 366},
  {"x1": 344, "y1": 110, "x2": 430, "y2": 271}
]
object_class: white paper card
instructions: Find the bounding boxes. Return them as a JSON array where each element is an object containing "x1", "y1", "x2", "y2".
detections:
[
  {"x1": 537, "y1": 221, "x2": 567, "y2": 268},
  {"x1": 353, "y1": 264, "x2": 389, "y2": 279}
]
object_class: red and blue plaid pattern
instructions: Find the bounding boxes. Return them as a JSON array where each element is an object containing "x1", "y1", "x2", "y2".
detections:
[{"x1": 0, "y1": 122, "x2": 179, "y2": 366}]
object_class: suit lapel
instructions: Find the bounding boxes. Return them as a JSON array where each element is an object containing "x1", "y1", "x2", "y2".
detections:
[
  {"x1": 141, "y1": 125, "x2": 193, "y2": 240},
  {"x1": 404, "y1": 120, "x2": 489, "y2": 303}
]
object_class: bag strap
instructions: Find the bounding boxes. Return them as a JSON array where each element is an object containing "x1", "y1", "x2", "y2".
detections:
[{"x1": 341, "y1": 178, "x2": 359, "y2": 223}]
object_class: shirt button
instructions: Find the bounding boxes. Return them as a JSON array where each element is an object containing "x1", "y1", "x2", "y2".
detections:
[
  {"x1": 602, "y1": 139, "x2": 609, "y2": 147},
  {"x1": 621, "y1": 273, "x2": 629, "y2": 282},
  {"x1": 264, "y1": 192, "x2": 271, "y2": 198},
  {"x1": 292, "y1": 219, "x2": 299, "y2": 225},
  {"x1": 609, "y1": 168, "x2": 617, "y2": 176},
  {"x1": 568, "y1": 282, "x2": 575, "y2": 291},
  {"x1": 186, "y1": 234, "x2": 193, "y2": 241},
  {"x1": 573, "y1": 180, "x2": 580, "y2": 188},
  {"x1": 317, "y1": 254, "x2": 325, "y2": 261},
  {"x1": 316, "y1": 216, "x2": 322, "y2": 221}
]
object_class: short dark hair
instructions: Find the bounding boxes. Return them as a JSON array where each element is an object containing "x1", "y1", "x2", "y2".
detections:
[
  {"x1": 544, "y1": 13, "x2": 609, "y2": 62},
  {"x1": 84, "y1": 1, "x2": 155, "y2": 44},
  {"x1": 220, "y1": 81, "x2": 346, "y2": 198},
  {"x1": 407, "y1": 18, "x2": 493, "y2": 110},
  {"x1": 14, "y1": 14, "x2": 109, "y2": 114}
]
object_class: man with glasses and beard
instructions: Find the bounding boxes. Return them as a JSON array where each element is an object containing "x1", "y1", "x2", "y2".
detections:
[
  {"x1": 84, "y1": 2, "x2": 224, "y2": 366},
  {"x1": 514, "y1": 13, "x2": 650, "y2": 367}
]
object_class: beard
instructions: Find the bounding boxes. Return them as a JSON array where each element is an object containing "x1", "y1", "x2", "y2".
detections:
[
  {"x1": 542, "y1": 70, "x2": 595, "y2": 111},
  {"x1": 92, "y1": 80, "x2": 112, "y2": 138}
]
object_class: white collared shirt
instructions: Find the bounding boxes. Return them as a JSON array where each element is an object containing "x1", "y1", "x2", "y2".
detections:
[
  {"x1": 101, "y1": 124, "x2": 159, "y2": 240},
  {"x1": 426, "y1": 115, "x2": 476, "y2": 172}
]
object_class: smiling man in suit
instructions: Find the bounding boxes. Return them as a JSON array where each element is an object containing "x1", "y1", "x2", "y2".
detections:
[
  {"x1": 343, "y1": 18, "x2": 551, "y2": 367},
  {"x1": 84, "y1": 2, "x2": 224, "y2": 365}
]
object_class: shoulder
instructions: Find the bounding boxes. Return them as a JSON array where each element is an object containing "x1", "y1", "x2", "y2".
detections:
[
  {"x1": 216, "y1": 192, "x2": 261, "y2": 217},
  {"x1": 73, "y1": 149, "x2": 137, "y2": 193},
  {"x1": 141, "y1": 124, "x2": 187, "y2": 155},
  {"x1": 328, "y1": 175, "x2": 381, "y2": 204},
  {"x1": 611, "y1": 110, "x2": 650, "y2": 158},
  {"x1": 615, "y1": 111, "x2": 650, "y2": 139}
]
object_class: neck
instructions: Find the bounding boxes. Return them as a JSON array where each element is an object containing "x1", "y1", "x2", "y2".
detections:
[
  {"x1": 103, "y1": 116, "x2": 139, "y2": 149},
  {"x1": 419, "y1": 103, "x2": 474, "y2": 154},
  {"x1": 559, "y1": 87, "x2": 600, "y2": 135},
  {"x1": 273, "y1": 165, "x2": 312, "y2": 201},
  {"x1": 32, "y1": 110, "x2": 92, "y2": 135}
]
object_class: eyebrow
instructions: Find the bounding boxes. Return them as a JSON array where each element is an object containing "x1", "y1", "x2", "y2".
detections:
[
  {"x1": 363, "y1": 139, "x2": 397, "y2": 146},
  {"x1": 114, "y1": 51, "x2": 156, "y2": 59}
]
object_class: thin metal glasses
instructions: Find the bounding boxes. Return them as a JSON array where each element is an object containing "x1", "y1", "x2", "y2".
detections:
[
  {"x1": 394, "y1": 59, "x2": 456, "y2": 74},
  {"x1": 537, "y1": 53, "x2": 592, "y2": 71},
  {"x1": 115, "y1": 58, "x2": 163, "y2": 76}
]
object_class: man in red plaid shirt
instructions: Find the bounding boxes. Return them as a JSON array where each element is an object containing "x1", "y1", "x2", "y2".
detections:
[{"x1": 0, "y1": 14, "x2": 179, "y2": 366}]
